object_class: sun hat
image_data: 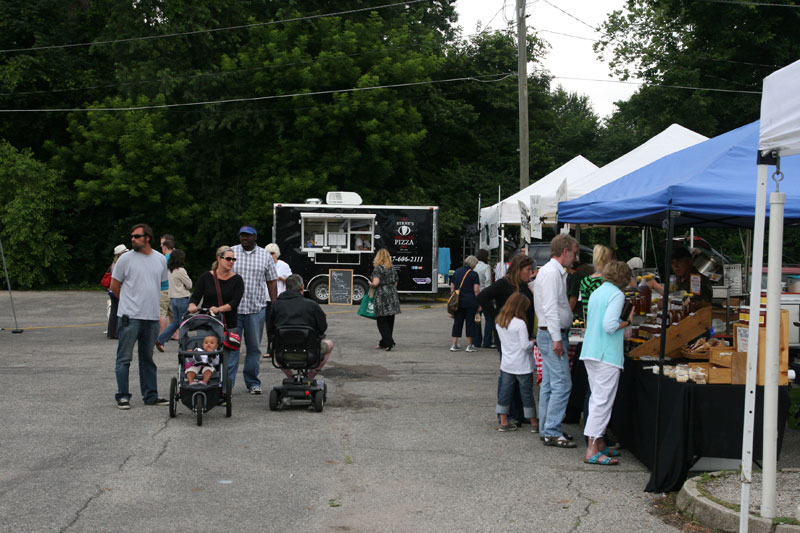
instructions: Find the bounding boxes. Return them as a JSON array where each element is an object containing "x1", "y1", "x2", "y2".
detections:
[{"x1": 113, "y1": 244, "x2": 129, "y2": 255}]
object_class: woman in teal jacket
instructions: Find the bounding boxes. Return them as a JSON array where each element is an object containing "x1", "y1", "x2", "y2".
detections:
[{"x1": 580, "y1": 260, "x2": 634, "y2": 465}]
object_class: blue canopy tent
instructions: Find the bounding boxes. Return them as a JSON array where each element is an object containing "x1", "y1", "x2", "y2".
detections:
[
  {"x1": 557, "y1": 120, "x2": 798, "y2": 493},
  {"x1": 557, "y1": 121, "x2": 800, "y2": 228}
]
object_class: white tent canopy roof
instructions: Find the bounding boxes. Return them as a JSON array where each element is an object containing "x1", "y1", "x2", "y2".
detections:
[
  {"x1": 480, "y1": 155, "x2": 598, "y2": 225},
  {"x1": 556, "y1": 124, "x2": 707, "y2": 219},
  {"x1": 481, "y1": 124, "x2": 707, "y2": 227},
  {"x1": 760, "y1": 59, "x2": 800, "y2": 157}
]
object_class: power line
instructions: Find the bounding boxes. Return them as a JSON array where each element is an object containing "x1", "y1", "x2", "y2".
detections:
[
  {"x1": 698, "y1": 0, "x2": 800, "y2": 7},
  {"x1": 0, "y1": 0, "x2": 430, "y2": 54},
  {"x1": 550, "y1": 75, "x2": 762, "y2": 94},
  {"x1": 540, "y1": 0, "x2": 598, "y2": 31},
  {"x1": 533, "y1": 27, "x2": 596, "y2": 42},
  {"x1": 0, "y1": 73, "x2": 515, "y2": 113}
]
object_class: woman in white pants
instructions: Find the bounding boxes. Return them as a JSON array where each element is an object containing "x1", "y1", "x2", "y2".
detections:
[{"x1": 580, "y1": 260, "x2": 634, "y2": 465}]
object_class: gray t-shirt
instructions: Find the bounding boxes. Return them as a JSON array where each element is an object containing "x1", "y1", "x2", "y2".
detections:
[{"x1": 113, "y1": 249, "x2": 168, "y2": 320}]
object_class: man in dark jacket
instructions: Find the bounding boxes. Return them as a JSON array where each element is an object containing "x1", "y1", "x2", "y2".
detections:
[{"x1": 267, "y1": 274, "x2": 334, "y2": 378}]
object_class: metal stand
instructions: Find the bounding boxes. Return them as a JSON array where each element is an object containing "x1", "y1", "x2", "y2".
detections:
[{"x1": 0, "y1": 237, "x2": 22, "y2": 333}]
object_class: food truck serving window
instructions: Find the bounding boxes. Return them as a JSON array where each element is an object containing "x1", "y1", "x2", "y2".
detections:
[{"x1": 300, "y1": 213, "x2": 375, "y2": 252}]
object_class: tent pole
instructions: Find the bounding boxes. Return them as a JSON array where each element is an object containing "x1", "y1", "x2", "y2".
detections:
[
  {"x1": 477, "y1": 194, "x2": 482, "y2": 254},
  {"x1": 739, "y1": 163, "x2": 769, "y2": 531},
  {"x1": 641, "y1": 228, "x2": 646, "y2": 266},
  {"x1": 761, "y1": 184, "x2": 784, "y2": 519},
  {"x1": 652, "y1": 210, "x2": 675, "y2": 491},
  {"x1": 0, "y1": 237, "x2": 23, "y2": 334}
]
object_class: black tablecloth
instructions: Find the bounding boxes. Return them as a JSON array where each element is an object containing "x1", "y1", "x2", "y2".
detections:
[{"x1": 611, "y1": 358, "x2": 791, "y2": 493}]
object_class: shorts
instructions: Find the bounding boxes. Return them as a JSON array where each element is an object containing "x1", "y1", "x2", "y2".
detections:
[
  {"x1": 185, "y1": 365, "x2": 214, "y2": 376},
  {"x1": 160, "y1": 290, "x2": 172, "y2": 319}
]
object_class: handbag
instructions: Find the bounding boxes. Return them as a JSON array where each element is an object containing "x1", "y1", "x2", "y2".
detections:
[
  {"x1": 447, "y1": 268, "x2": 471, "y2": 317},
  {"x1": 357, "y1": 288, "x2": 376, "y2": 319},
  {"x1": 100, "y1": 271, "x2": 112, "y2": 289}
]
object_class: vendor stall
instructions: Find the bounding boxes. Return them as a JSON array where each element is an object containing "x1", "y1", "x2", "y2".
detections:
[{"x1": 558, "y1": 120, "x2": 799, "y2": 492}]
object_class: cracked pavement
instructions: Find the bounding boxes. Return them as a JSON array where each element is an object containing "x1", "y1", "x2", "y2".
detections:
[{"x1": 1, "y1": 290, "x2": 679, "y2": 532}]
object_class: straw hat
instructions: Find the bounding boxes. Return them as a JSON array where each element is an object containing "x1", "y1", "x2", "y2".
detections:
[{"x1": 113, "y1": 244, "x2": 129, "y2": 255}]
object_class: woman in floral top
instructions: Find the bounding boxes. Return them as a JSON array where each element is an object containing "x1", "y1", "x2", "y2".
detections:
[{"x1": 370, "y1": 249, "x2": 401, "y2": 351}]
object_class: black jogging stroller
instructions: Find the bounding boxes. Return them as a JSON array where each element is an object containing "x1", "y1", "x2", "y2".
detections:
[
  {"x1": 268, "y1": 326, "x2": 327, "y2": 413},
  {"x1": 168, "y1": 312, "x2": 232, "y2": 425}
]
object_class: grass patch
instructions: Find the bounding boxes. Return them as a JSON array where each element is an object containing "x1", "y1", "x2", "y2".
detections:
[
  {"x1": 789, "y1": 387, "x2": 800, "y2": 430},
  {"x1": 344, "y1": 455, "x2": 353, "y2": 465},
  {"x1": 328, "y1": 499, "x2": 341, "y2": 508},
  {"x1": 696, "y1": 471, "x2": 740, "y2": 512},
  {"x1": 774, "y1": 517, "x2": 800, "y2": 526}
]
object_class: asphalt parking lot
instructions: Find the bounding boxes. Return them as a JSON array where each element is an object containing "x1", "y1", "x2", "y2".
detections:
[{"x1": 0, "y1": 291, "x2": 796, "y2": 532}]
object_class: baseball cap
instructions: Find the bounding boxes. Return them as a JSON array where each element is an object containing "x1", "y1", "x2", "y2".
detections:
[{"x1": 239, "y1": 226, "x2": 257, "y2": 235}]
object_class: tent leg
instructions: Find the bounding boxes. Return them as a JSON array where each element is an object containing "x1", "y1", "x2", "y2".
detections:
[
  {"x1": 652, "y1": 210, "x2": 676, "y2": 490},
  {"x1": 761, "y1": 188, "x2": 784, "y2": 519},
  {"x1": 0, "y1": 237, "x2": 23, "y2": 334},
  {"x1": 739, "y1": 163, "x2": 769, "y2": 531}
]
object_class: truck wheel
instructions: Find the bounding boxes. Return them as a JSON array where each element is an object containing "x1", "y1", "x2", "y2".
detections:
[
  {"x1": 352, "y1": 279, "x2": 369, "y2": 304},
  {"x1": 309, "y1": 278, "x2": 329, "y2": 304}
]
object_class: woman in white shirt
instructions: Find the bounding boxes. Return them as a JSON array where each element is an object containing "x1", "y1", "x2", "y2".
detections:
[
  {"x1": 263, "y1": 243, "x2": 293, "y2": 358},
  {"x1": 494, "y1": 292, "x2": 538, "y2": 432}
]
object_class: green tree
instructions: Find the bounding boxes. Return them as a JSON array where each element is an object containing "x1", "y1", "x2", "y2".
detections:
[{"x1": 0, "y1": 140, "x2": 69, "y2": 288}]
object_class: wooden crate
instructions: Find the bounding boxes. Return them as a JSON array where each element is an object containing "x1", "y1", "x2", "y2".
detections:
[
  {"x1": 731, "y1": 352, "x2": 747, "y2": 385},
  {"x1": 756, "y1": 309, "x2": 789, "y2": 386},
  {"x1": 709, "y1": 365, "x2": 732, "y2": 384},
  {"x1": 629, "y1": 306, "x2": 712, "y2": 359},
  {"x1": 709, "y1": 345, "x2": 735, "y2": 368}
]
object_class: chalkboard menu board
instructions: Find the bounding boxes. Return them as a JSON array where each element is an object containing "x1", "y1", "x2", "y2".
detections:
[{"x1": 328, "y1": 269, "x2": 353, "y2": 305}]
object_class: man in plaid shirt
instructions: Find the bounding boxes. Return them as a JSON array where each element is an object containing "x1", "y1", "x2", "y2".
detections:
[{"x1": 231, "y1": 225, "x2": 278, "y2": 394}]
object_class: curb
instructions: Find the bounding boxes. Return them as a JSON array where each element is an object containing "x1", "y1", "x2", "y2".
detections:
[{"x1": 676, "y1": 472, "x2": 800, "y2": 533}]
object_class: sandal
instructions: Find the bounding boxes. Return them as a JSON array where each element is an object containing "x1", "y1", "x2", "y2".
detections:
[
  {"x1": 584, "y1": 452, "x2": 619, "y2": 465},
  {"x1": 543, "y1": 436, "x2": 577, "y2": 448},
  {"x1": 602, "y1": 447, "x2": 621, "y2": 458}
]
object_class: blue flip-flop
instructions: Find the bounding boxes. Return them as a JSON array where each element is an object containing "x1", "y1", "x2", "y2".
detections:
[
  {"x1": 584, "y1": 452, "x2": 619, "y2": 465},
  {"x1": 602, "y1": 447, "x2": 621, "y2": 458}
]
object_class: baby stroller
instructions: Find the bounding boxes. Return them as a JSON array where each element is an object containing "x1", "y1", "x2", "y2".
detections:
[
  {"x1": 268, "y1": 326, "x2": 327, "y2": 413},
  {"x1": 168, "y1": 311, "x2": 232, "y2": 425}
]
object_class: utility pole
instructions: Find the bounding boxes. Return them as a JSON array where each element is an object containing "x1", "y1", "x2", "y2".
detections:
[{"x1": 517, "y1": 0, "x2": 529, "y2": 190}]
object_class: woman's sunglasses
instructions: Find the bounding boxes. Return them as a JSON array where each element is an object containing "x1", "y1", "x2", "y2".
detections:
[{"x1": 221, "y1": 256, "x2": 237, "y2": 262}]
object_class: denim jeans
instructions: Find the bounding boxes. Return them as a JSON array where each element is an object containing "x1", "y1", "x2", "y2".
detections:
[
  {"x1": 481, "y1": 310, "x2": 496, "y2": 348},
  {"x1": 537, "y1": 329, "x2": 573, "y2": 437},
  {"x1": 156, "y1": 297, "x2": 189, "y2": 346},
  {"x1": 115, "y1": 318, "x2": 160, "y2": 403},
  {"x1": 496, "y1": 344, "x2": 524, "y2": 422},
  {"x1": 496, "y1": 371, "x2": 536, "y2": 419},
  {"x1": 229, "y1": 307, "x2": 266, "y2": 390}
]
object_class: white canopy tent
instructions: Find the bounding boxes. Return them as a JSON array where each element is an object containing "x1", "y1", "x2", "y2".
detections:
[
  {"x1": 480, "y1": 125, "x2": 708, "y2": 248},
  {"x1": 479, "y1": 155, "x2": 598, "y2": 228},
  {"x1": 740, "y1": 58, "x2": 800, "y2": 531}
]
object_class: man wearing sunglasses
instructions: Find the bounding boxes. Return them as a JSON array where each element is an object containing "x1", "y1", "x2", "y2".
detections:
[
  {"x1": 110, "y1": 223, "x2": 169, "y2": 409},
  {"x1": 230, "y1": 225, "x2": 278, "y2": 394}
]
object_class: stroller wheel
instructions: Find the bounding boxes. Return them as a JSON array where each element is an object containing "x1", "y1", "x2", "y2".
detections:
[
  {"x1": 225, "y1": 378, "x2": 232, "y2": 418},
  {"x1": 194, "y1": 395, "x2": 204, "y2": 427},
  {"x1": 313, "y1": 390, "x2": 324, "y2": 413},
  {"x1": 268, "y1": 389, "x2": 279, "y2": 411},
  {"x1": 169, "y1": 378, "x2": 177, "y2": 418}
]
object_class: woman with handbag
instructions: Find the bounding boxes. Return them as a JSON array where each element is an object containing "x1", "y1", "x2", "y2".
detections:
[
  {"x1": 369, "y1": 249, "x2": 401, "y2": 351},
  {"x1": 104, "y1": 244, "x2": 128, "y2": 339},
  {"x1": 188, "y1": 246, "x2": 245, "y2": 385},
  {"x1": 448, "y1": 255, "x2": 480, "y2": 352}
]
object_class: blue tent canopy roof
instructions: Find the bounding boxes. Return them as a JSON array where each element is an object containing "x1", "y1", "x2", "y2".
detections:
[{"x1": 557, "y1": 121, "x2": 800, "y2": 228}]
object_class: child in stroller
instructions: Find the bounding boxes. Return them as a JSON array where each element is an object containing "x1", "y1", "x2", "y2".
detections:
[
  {"x1": 169, "y1": 311, "x2": 233, "y2": 425},
  {"x1": 186, "y1": 334, "x2": 220, "y2": 385}
]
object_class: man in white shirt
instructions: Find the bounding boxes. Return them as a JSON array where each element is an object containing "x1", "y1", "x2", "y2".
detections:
[{"x1": 533, "y1": 234, "x2": 578, "y2": 448}]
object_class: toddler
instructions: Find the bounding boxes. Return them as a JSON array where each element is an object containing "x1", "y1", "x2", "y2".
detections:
[{"x1": 185, "y1": 334, "x2": 220, "y2": 385}]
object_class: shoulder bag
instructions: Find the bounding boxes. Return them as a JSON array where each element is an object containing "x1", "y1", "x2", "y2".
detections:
[{"x1": 447, "y1": 268, "x2": 471, "y2": 317}]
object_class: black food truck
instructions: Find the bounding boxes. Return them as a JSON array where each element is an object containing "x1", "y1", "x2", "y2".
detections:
[{"x1": 273, "y1": 193, "x2": 439, "y2": 304}]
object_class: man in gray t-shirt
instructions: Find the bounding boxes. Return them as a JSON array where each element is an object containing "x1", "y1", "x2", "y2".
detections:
[{"x1": 110, "y1": 223, "x2": 169, "y2": 410}]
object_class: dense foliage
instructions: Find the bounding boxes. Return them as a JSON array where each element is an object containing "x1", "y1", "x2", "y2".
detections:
[{"x1": 1, "y1": 0, "x2": 798, "y2": 287}]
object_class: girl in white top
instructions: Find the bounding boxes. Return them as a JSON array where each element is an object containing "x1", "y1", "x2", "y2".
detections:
[{"x1": 494, "y1": 292, "x2": 539, "y2": 432}]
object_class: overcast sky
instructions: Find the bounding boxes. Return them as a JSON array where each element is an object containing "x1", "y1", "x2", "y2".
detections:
[{"x1": 453, "y1": 0, "x2": 639, "y2": 118}]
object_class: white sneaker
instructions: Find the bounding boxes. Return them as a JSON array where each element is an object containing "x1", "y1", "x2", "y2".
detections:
[
  {"x1": 449, "y1": 344, "x2": 461, "y2": 352},
  {"x1": 465, "y1": 345, "x2": 479, "y2": 353}
]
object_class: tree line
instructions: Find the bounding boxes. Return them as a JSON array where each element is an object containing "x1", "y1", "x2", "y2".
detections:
[{"x1": 1, "y1": 0, "x2": 798, "y2": 288}]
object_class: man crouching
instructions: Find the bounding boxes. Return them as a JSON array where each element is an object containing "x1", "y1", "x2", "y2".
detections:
[{"x1": 267, "y1": 274, "x2": 333, "y2": 378}]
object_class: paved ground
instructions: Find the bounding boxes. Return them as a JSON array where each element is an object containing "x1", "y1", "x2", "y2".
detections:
[{"x1": 0, "y1": 291, "x2": 796, "y2": 532}]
